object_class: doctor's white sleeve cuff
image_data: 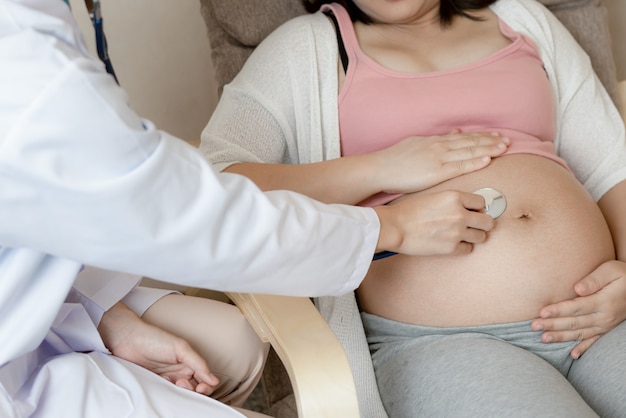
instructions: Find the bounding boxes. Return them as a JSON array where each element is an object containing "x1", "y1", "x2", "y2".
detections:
[{"x1": 66, "y1": 267, "x2": 142, "y2": 326}]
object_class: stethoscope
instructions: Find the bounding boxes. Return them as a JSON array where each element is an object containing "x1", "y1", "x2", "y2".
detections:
[
  {"x1": 63, "y1": 0, "x2": 118, "y2": 83},
  {"x1": 373, "y1": 188, "x2": 507, "y2": 260}
]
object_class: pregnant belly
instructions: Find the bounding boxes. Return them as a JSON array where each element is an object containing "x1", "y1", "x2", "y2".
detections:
[{"x1": 357, "y1": 154, "x2": 615, "y2": 326}]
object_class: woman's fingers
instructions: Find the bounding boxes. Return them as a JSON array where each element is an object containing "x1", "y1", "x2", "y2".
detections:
[{"x1": 443, "y1": 133, "x2": 510, "y2": 162}]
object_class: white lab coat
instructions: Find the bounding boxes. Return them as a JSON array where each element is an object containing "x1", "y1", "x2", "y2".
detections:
[{"x1": 0, "y1": 0, "x2": 380, "y2": 416}]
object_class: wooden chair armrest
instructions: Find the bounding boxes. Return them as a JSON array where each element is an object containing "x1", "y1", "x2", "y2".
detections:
[{"x1": 225, "y1": 293, "x2": 360, "y2": 418}]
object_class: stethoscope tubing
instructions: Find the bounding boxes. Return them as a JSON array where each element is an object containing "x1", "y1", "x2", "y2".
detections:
[
  {"x1": 373, "y1": 251, "x2": 397, "y2": 260},
  {"x1": 93, "y1": 16, "x2": 118, "y2": 83},
  {"x1": 90, "y1": 0, "x2": 118, "y2": 83}
]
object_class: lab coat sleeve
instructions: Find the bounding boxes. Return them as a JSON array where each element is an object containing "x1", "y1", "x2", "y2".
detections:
[
  {"x1": 67, "y1": 266, "x2": 176, "y2": 325},
  {"x1": 0, "y1": 38, "x2": 379, "y2": 297},
  {"x1": 65, "y1": 266, "x2": 142, "y2": 326}
]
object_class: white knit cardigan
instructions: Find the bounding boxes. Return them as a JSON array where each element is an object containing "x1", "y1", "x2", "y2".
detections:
[{"x1": 201, "y1": 0, "x2": 626, "y2": 415}]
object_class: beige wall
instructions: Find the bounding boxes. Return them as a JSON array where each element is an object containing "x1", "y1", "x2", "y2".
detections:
[{"x1": 70, "y1": 0, "x2": 218, "y2": 143}]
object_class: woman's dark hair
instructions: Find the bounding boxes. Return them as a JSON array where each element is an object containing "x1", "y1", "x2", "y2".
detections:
[{"x1": 302, "y1": 0, "x2": 498, "y2": 27}]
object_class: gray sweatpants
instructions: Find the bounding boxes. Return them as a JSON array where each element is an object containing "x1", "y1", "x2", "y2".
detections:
[{"x1": 362, "y1": 313, "x2": 626, "y2": 418}]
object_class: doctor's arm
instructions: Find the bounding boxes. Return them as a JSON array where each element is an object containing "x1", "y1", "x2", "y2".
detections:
[{"x1": 0, "y1": 58, "x2": 377, "y2": 296}]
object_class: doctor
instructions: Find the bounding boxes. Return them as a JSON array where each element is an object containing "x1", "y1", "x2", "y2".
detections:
[{"x1": 0, "y1": 0, "x2": 511, "y2": 417}]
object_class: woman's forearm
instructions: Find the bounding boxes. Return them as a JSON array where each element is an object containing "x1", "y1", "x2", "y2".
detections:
[
  {"x1": 224, "y1": 133, "x2": 509, "y2": 205},
  {"x1": 224, "y1": 155, "x2": 382, "y2": 205},
  {"x1": 97, "y1": 301, "x2": 143, "y2": 354}
]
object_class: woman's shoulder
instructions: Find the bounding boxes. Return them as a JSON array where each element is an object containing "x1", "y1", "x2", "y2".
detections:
[
  {"x1": 261, "y1": 12, "x2": 333, "y2": 49},
  {"x1": 491, "y1": 0, "x2": 560, "y2": 28},
  {"x1": 236, "y1": 11, "x2": 336, "y2": 84},
  {"x1": 491, "y1": 0, "x2": 578, "y2": 58},
  {"x1": 492, "y1": 0, "x2": 584, "y2": 59}
]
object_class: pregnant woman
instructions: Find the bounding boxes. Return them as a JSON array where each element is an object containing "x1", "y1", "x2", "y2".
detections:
[{"x1": 201, "y1": 0, "x2": 626, "y2": 416}]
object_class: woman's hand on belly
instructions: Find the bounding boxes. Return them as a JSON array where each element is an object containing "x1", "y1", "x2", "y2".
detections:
[
  {"x1": 368, "y1": 131, "x2": 509, "y2": 195},
  {"x1": 531, "y1": 260, "x2": 626, "y2": 359}
]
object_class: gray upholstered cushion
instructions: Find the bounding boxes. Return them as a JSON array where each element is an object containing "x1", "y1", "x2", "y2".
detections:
[
  {"x1": 200, "y1": 0, "x2": 306, "y2": 94},
  {"x1": 212, "y1": 0, "x2": 306, "y2": 46}
]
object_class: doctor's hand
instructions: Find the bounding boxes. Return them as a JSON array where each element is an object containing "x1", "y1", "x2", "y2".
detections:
[
  {"x1": 98, "y1": 302, "x2": 220, "y2": 395},
  {"x1": 370, "y1": 130, "x2": 509, "y2": 195},
  {"x1": 374, "y1": 190, "x2": 495, "y2": 257},
  {"x1": 531, "y1": 260, "x2": 626, "y2": 359}
]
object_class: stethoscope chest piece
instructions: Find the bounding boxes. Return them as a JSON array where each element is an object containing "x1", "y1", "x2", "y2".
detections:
[{"x1": 473, "y1": 187, "x2": 507, "y2": 219}]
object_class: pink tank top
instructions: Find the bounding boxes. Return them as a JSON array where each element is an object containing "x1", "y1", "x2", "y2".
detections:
[{"x1": 322, "y1": 4, "x2": 564, "y2": 206}]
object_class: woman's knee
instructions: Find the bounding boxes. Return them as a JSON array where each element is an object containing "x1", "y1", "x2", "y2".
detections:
[{"x1": 141, "y1": 294, "x2": 269, "y2": 405}]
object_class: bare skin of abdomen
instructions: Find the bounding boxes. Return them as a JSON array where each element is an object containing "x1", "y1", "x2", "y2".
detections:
[{"x1": 357, "y1": 154, "x2": 615, "y2": 327}]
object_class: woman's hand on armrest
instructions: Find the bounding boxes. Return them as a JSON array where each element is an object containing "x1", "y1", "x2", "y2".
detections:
[{"x1": 370, "y1": 130, "x2": 509, "y2": 195}]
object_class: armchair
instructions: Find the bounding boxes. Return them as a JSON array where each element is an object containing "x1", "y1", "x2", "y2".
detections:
[{"x1": 193, "y1": 0, "x2": 625, "y2": 417}]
